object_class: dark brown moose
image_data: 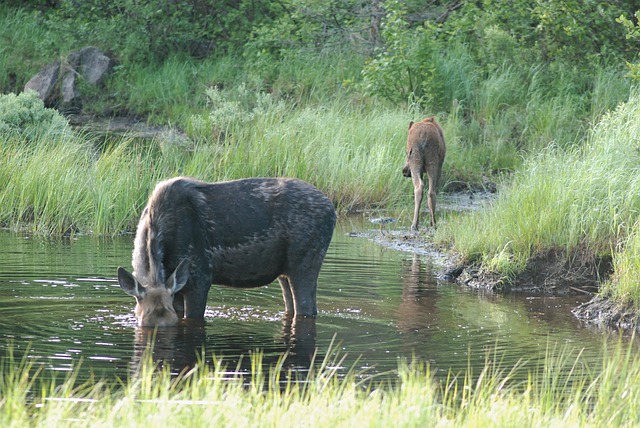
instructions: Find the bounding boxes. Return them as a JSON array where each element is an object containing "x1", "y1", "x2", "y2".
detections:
[
  {"x1": 402, "y1": 117, "x2": 446, "y2": 230},
  {"x1": 117, "y1": 177, "x2": 336, "y2": 327}
]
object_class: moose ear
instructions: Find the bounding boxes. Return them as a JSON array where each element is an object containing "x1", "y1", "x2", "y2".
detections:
[
  {"x1": 166, "y1": 259, "x2": 189, "y2": 293},
  {"x1": 118, "y1": 267, "x2": 145, "y2": 298},
  {"x1": 408, "y1": 121, "x2": 414, "y2": 130}
]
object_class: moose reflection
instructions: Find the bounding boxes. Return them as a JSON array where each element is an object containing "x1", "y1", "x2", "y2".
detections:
[{"x1": 129, "y1": 318, "x2": 318, "y2": 378}]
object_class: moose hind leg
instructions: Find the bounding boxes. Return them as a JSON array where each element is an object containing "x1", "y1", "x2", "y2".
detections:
[
  {"x1": 411, "y1": 171, "x2": 424, "y2": 231},
  {"x1": 426, "y1": 164, "x2": 439, "y2": 227},
  {"x1": 278, "y1": 275, "x2": 294, "y2": 316}
]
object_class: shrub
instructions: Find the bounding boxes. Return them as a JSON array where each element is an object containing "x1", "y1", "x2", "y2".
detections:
[{"x1": 0, "y1": 90, "x2": 70, "y2": 139}]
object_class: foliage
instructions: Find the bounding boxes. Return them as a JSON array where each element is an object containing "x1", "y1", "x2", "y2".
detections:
[
  {"x1": 361, "y1": 1, "x2": 639, "y2": 108},
  {"x1": 43, "y1": 0, "x2": 278, "y2": 63},
  {"x1": 440, "y1": 0, "x2": 638, "y2": 66},
  {"x1": 618, "y1": 11, "x2": 640, "y2": 81},
  {"x1": 0, "y1": 91, "x2": 70, "y2": 139},
  {"x1": 360, "y1": 1, "x2": 448, "y2": 108},
  {"x1": 531, "y1": 0, "x2": 635, "y2": 63},
  {"x1": 188, "y1": 84, "x2": 290, "y2": 143},
  {"x1": 245, "y1": 0, "x2": 371, "y2": 57}
]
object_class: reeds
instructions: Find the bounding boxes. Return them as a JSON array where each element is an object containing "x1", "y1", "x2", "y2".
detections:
[
  {"x1": 2, "y1": 337, "x2": 640, "y2": 427},
  {"x1": 0, "y1": 99, "x2": 411, "y2": 235}
]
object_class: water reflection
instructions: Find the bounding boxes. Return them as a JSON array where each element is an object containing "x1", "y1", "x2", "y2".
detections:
[
  {"x1": 130, "y1": 317, "x2": 318, "y2": 377},
  {"x1": 396, "y1": 253, "x2": 439, "y2": 334}
]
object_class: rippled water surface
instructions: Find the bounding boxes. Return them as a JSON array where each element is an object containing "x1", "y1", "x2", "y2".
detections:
[{"x1": 0, "y1": 218, "x2": 622, "y2": 384}]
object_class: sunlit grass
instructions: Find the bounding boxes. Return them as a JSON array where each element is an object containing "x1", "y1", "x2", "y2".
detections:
[
  {"x1": 0, "y1": 100, "x2": 411, "y2": 234},
  {"x1": 2, "y1": 337, "x2": 640, "y2": 427},
  {"x1": 440, "y1": 88, "x2": 640, "y2": 302}
]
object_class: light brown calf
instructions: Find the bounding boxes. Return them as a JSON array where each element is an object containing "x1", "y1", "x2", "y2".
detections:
[{"x1": 401, "y1": 117, "x2": 446, "y2": 230}]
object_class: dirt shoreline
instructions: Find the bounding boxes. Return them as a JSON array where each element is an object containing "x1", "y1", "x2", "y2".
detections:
[{"x1": 355, "y1": 193, "x2": 639, "y2": 332}]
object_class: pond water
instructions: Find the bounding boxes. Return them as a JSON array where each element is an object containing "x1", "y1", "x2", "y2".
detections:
[{"x1": 0, "y1": 215, "x2": 625, "y2": 386}]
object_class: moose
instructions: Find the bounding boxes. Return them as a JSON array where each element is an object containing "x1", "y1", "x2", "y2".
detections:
[
  {"x1": 402, "y1": 117, "x2": 446, "y2": 230},
  {"x1": 117, "y1": 176, "x2": 336, "y2": 327}
]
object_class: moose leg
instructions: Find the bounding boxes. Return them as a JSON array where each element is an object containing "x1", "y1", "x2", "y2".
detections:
[
  {"x1": 278, "y1": 275, "x2": 294, "y2": 316},
  {"x1": 410, "y1": 170, "x2": 424, "y2": 231},
  {"x1": 426, "y1": 164, "x2": 439, "y2": 227},
  {"x1": 289, "y1": 273, "x2": 318, "y2": 318}
]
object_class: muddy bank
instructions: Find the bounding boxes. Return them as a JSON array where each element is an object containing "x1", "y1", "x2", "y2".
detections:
[
  {"x1": 353, "y1": 192, "x2": 637, "y2": 332},
  {"x1": 572, "y1": 295, "x2": 640, "y2": 331}
]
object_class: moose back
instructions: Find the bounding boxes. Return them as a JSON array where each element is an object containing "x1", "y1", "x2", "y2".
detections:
[{"x1": 117, "y1": 177, "x2": 336, "y2": 327}]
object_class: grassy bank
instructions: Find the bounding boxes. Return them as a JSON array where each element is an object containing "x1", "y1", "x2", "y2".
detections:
[
  {"x1": 439, "y1": 88, "x2": 640, "y2": 305},
  {"x1": 0, "y1": 92, "x2": 412, "y2": 235},
  {"x1": 2, "y1": 338, "x2": 640, "y2": 427}
]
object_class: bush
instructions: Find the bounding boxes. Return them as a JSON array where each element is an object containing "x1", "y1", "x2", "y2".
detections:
[
  {"x1": 361, "y1": 1, "x2": 446, "y2": 108},
  {"x1": 44, "y1": 0, "x2": 278, "y2": 63},
  {"x1": 618, "y1": 11, "x2": 640, "y2": 81},
  {"x1": 0, "y1": 90, "x2": 70, "y2": 139}
]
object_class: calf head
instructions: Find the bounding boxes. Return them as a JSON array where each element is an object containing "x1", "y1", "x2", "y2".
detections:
[{"x1": 117, "y1": 259, "x2": 190, "y2": 327}]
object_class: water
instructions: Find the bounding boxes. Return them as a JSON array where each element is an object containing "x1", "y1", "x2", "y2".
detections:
[{"x1": 0, "y1": 218, "x2": 622, "y2": 386}]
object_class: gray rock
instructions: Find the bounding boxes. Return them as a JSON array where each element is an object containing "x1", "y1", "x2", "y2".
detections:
[
  {"x1": 62, "y1": 51, "x2": 81, "y2": 104},
  {"x1": 24, "y1": 60, "x2": 60, "y2": 104},
  {"x1": 23, "y1": 46, "x2": 114, "y2": 111},
  {"x1": 78, "y1": 46, "x2": 113, "y2": 85}
]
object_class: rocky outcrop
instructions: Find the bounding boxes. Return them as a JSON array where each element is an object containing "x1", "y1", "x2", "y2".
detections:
[{"x1": 24, "y1": 46, "x2": 113, "y2": 113}]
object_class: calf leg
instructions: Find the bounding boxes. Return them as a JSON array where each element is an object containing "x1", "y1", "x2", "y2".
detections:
[
  {"x1": 410, "y1": 170, "x2": 424, "y2": 231},
  {"x1": 426, "y1": 164, "x2": 440, "y2": 227}
]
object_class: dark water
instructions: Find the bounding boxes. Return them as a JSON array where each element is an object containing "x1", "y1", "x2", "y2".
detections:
[{"x1": 0, "y1": 218, "x2": 623, "y2": 386}]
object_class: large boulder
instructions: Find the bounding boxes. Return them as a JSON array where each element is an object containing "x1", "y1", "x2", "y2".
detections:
[
  {"x1": 77, "y1": 46, "x2": 112, "y2": 85},
  {"x1": 23, "y1": 46, "x2": 114, "y2": 113},
  {"x1": 24, "y1": 60, "x2": 60, "y2": 105}
]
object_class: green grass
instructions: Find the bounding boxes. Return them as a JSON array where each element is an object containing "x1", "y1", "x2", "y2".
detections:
[
  {"x1": 0, "y1": 68, "x2": 633, "y2": 237},
  {"x1": 439, "y1": 88, "x2": 640, "y2": 302},
  {"x1": 0, "y1": 97, "x2": 413, "y2": 234},
  {"x1": 0, "y1": 6, "x2": 59, "y2": 91},
  {"x1": 2, "y1": 338, "x2": 640, "y2": 427}
]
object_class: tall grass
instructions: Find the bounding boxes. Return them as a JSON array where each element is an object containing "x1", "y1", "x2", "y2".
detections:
[
  {"x1": 102, "y1": 48, "x2": 365, "y2": 126},
  {"x1": 0, "y1": 97, "x2": 413, "y2": 234},
  {"x1": 2, "y1": 338, "x2": 640, "y2": 427},
  {"x1": 440, "y1": 88, "x2": 640, "y2": 298}
]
